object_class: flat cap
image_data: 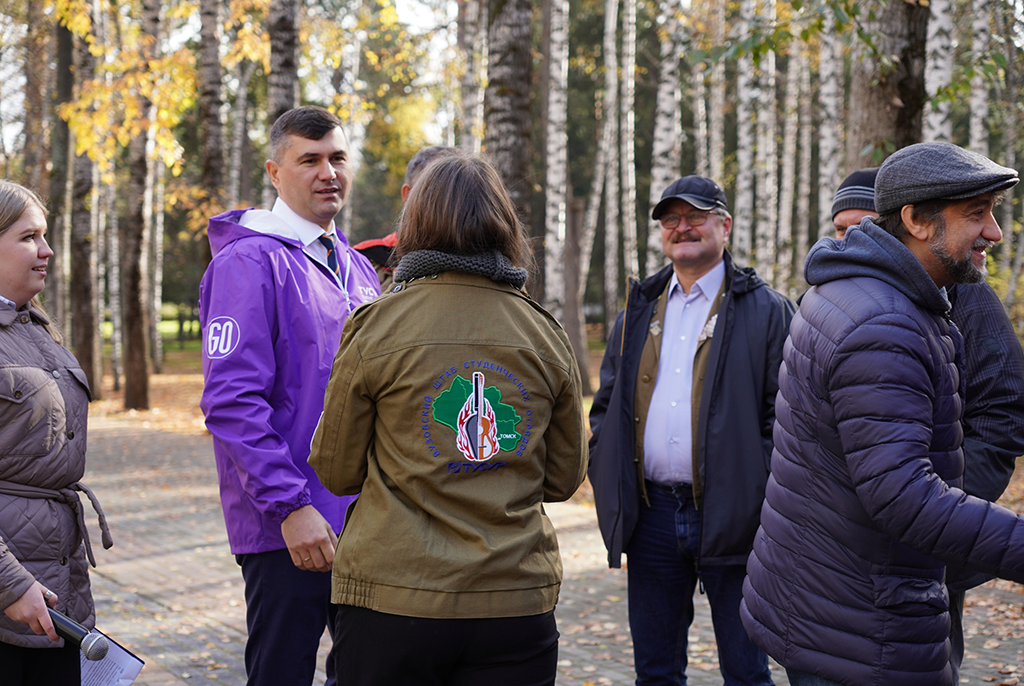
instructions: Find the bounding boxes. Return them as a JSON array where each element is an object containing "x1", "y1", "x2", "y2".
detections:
[{"x1": 875, "y1": 141, "x2": 1018, "y2": 215}]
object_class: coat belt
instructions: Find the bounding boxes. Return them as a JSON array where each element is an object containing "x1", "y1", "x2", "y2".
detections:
[{"x1": 0, "y1": 479, "x2": 113, "y2": 566}]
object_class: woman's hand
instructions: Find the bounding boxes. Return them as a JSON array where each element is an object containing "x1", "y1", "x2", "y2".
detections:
[{"x1": 3, "y1": 582, "x2": 59, "y2": 641}]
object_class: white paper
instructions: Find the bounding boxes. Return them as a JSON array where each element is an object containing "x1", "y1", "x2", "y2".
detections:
[{"x1": 80, "y1": 630, "x2": 145, "y2": 686}]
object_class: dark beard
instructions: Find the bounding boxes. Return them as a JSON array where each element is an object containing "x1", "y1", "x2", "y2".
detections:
[{"x1": 928, "y1": 215, "x2": 987, "y2": 284}]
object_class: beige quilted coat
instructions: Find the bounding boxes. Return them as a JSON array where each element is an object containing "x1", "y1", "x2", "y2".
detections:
[{"x1": 0, "y1": 303, "x2": 110, "y2": 649}]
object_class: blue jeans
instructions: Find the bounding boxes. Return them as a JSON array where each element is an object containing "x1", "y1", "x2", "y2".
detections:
[
  {"x1": 622, "y1": 483, "x2": 774, "y2": 686},
  {"x1": 785, "y1": 669, "x2": 844, "y2": 686},
  {"x1": 625, "y1": 483, "x2": 773, "y2": 686}
]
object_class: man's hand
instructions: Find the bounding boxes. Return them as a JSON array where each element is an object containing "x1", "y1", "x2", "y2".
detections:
[
  {"x1": 4, "y1": 581, "x2": 59, "y2": 641},
  {"x1": 281, "y1": 505, "x2": 338, "y2": 572}
]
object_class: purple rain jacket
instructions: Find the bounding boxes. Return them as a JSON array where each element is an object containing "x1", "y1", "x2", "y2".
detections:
[{"x1": 199, "y1": 207, "x2": 380, "y2": 555}]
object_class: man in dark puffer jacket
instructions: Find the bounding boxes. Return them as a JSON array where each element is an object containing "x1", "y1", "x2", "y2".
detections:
[{"x1": 741, "y1": 142, "x2": 1024, "y2": 686}]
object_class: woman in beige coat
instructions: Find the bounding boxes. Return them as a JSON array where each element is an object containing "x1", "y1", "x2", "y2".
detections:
[
  {"x1": 0, "y1": 181, "x2": 111, "y2": 684},
  {"x1": 310, "y1": 153, "x2": 587, "y2": 686}
]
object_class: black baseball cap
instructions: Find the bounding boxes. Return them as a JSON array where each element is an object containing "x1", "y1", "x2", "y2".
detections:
[{"x1": 651, "y1": 175, "x2": 729, "y2": 219}]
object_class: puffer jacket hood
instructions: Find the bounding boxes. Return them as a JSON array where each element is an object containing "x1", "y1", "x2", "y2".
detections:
[{"x1": 806, "y1": 219, "x2": 951, "y2": 315}]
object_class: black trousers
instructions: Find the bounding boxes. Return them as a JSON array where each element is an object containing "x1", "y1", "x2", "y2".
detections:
[
  {"x1": 237, "y1": 548, "x2": 338, "y2": 686},
  {"x1": 0, "y1": 640, "x2": 81, "y2": 686},
  {"x1": 333, "y1": 605, "x2": 559, "y2": 686}
]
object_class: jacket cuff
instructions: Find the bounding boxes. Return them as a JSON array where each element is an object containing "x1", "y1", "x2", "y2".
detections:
[
  {"x1": 270, "y1": 492, "x2": 313, "y2": 525},
  {"x1": 0, "y1": 555, "x2": 36, "y2": 613}
]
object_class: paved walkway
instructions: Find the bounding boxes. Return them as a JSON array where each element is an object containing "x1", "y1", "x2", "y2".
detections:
[{"x1": 84, "y1": 418, "x2": 1024, "y2": 685}]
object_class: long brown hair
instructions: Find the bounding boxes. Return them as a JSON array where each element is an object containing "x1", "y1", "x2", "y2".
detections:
[
  {"x1": 395, "y1": 153, "x2": 533, "y2": 270},
  {"x1": 0, "y1": 181, "x2": 61, "y2": 342}
]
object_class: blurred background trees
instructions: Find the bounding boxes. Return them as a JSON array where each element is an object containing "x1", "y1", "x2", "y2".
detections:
[{"x1": 1, "y1": 0, "x2": 1023, "y2": 407}]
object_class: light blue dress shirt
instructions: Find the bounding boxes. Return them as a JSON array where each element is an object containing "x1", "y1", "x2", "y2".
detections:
[{"x1": 642, "y1": 261, "x2": 725, "y2": 484}]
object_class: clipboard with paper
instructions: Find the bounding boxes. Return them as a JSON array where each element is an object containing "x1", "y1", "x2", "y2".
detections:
[{"x1": 80, "y1": 629, "x2": 145, "y2": 686}]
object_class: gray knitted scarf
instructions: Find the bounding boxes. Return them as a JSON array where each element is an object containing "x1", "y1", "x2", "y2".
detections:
[{"x1": 393, "y1": 249, "x2": 528, "y2": 289}]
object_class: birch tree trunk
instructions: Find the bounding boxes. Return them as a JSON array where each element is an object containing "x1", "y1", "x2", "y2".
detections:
[
  {"x1": 998, "y1": 0, "x2": 1017, "y2": 276},
  {"x1": 648, "y1": 0, "x2": 683, "y2": 278},
  {"x1": 845, "y1": 0, "x2": 929, "y2": 171},
  {"x1": 754, "y1": 0, "x2": 777, "y2": 282},
  {"x1": 226, "y1": 60, "x2": 257, "y2": 209},
  {"x1": 796, "y1": 44, "x2": 813, "y2": 289},
  {"x1": 620, "y1": 0, "x2": 639, "y2": 281},
  {"x1": 458, "y1": 0, "x2": 487, "y2": 152},
  {"x1": 199, "y1": 0, "x2": 226, "y2": 210},
  {"x1": 693, "y1": 65, "x2": 708, "y2": 178},
  {"x1": 923, "y1": 0, "x2": 953, "y2": 142},
  {"x1": 1007, "y1": 226, "x2": 1024, "y2": 309},
  {"x1": 484, "y1": 0, "x2": 533, "y2": 224},
  {"x1": 818, "y1": 16, "x2": 842, "y2": 241},
  {"x1": 151, "y1": 158, "x2": 166, "y2": 374},
  {"x1": 44, "y1": 22, "x2": 73, "y2": 323},
  {"x1": 122, "y1": 0, "x2": 160, "y2": 410},
  {"x1": 602, "y1": 0, "x2": 621, "y2": 334},
  {"x1": 544, "y1": 0, "x2": 570, "y2": 322},
  {"x1": 733, "y1": 0, "x2": 756, "y2": 263},
  {"x1": 264, "y1": 0, "x2": 300, "y2": 208},
  {"x1": 969, "y1": 0, "x2": 990, "y2": 156},
  {"x1": 106, "y1": 182, "x2": 123, "y2": 392},
  {"x1": 778, "y1": 39, "x2": 801, "y2": 294},
  {"x1": 709, "y1": 0, "x2": 726, "y2": 182}
]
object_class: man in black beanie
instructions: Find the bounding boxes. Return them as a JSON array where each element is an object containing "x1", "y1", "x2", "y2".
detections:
[{"x1": 824, "y1": 161, "x2": 1024, "y2": 681}]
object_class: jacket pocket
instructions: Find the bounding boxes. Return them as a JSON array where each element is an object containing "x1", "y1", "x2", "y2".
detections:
[
  {"x1": 0, "y1": 366, "x2": 60, "y2": 457},
  {"x1": 67, "y1": 367, "x2": 93, "y2": 402},
  {"x1": 870, "y1": 569, "x2": 947, "y2": 617}
]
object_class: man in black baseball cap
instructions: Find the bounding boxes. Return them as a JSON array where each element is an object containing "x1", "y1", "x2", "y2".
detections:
[{"x1": 590, "y1": 174, "x2": 793, "y2": 686}]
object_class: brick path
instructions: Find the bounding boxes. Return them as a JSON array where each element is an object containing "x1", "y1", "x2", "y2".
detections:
[{"x1": 84, "y1": 418, "x2": 1024, "y2": 685}]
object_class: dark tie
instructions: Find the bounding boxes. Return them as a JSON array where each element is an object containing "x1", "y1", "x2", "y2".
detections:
[{"x1": 318, "y1": 234, "x2": 341, "y2": 277}]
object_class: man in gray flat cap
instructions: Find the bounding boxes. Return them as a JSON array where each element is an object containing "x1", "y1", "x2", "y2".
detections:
[
  {"x1": 827, "y1": 160, "x2": 1024, "y2": 683},
  {"x1": 742, "y1": 141, "x2": 1024, "y2": 686}
]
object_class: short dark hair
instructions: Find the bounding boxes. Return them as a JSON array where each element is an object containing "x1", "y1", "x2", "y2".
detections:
[
  {"x1": 403, "y1": 146, "x2": 457, "y2": 188},
  {"x1": 395, "y1": 152, "x2": 533, "y2": 269},
  {"x1": 269, "y1": 106, "x2": 346, "y2": 162},
  {"x1": 876, "y1": 198, "x2": 952, "y2": 240}
]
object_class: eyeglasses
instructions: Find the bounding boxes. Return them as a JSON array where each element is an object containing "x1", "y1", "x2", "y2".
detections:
[{"x1": 659, "y1": 210, "x2": 718, "y2": 230}]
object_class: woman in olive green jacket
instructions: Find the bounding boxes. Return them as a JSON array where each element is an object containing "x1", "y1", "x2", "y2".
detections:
[{"x1": 309, "y1": 153, "x2": 587, "y2": 686}]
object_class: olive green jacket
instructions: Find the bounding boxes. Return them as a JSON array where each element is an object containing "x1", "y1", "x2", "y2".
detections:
[{"x1": 309, "y1": 270, "x2": 587, "y2": 619}]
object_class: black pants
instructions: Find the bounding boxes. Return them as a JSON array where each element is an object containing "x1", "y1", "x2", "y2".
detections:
[
  {"x1": 0, "y1": 640, "x2": 81, "y2": 686},
  {"x1": 333, "y1": 605, "x2": 559, "y2": 686},
  {"x1": 237, "y1": 548, "x2": 338, "y2": 686}
]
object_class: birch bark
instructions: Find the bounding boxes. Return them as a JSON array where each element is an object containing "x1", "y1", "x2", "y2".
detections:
[
  {"x1": 648, "y1": 0, "x2": 683, "y2": 278},
  {"x1": 544, "y1": 0, "x2": 570, "y2": 321},
  {"x1": 923, "y1": 0, "x2": 953, "y2": 142},
  {"x1": 709, "y1": 0, "x2": 725, "y2": 182},
  {"x1": 620, "y1": 0, "x2": 639, "y2": 281},
  {"x1": 733, "y1": 0, "x2": 756, "y2": 263},
  {"x1": 603, "y1": 0, "x2": 621, "y2": 334},
  {"x1": 796, "y1": 44, "x2": 812, "y2": 290},
  {"x1": 754, "y1": 0, "x2": 777, "y2": 282},
  {"x1": 778, "y1": 39, "x2": 801, "y2": 294},
  {"x1": 969, "y1": 0, "x2": 990, "y2": 156},
  {"x1": 818, "y1": 15, "x2": 842, "y2": 241}
]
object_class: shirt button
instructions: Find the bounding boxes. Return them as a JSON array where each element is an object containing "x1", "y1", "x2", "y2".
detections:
[
  {"x1": 675, "y1": 368, "x2": 681, "y2": 374},
  {"x1": 671, "y1": 402, "x2": 677, "y2": 407},
  {"x1": 680, "y1": 336, "x2": 686, "y2": 341},
  {"x1": 669, "y1": 438, "x2": 676, "y2": 444},
  {"x1": 52, "y1": 370, "x2": 61, "y2": 379}
]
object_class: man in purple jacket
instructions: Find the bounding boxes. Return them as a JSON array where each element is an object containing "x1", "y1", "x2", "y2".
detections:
[{"x1": 199, "y1": 106, "x2": 380, "y2": 686}]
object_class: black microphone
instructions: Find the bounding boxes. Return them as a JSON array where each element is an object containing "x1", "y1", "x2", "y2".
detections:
[{"x1": 47, "y1": 608, "x2": 109, "y2": 661}]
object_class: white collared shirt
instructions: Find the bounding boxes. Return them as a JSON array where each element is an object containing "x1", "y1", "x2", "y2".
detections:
[
  {"x1": 642, "y1": 261, "x2": 725, "y2": 484},
  {"x1": 0, "y1": 294, "x2": 15, "y2": 308},
  {"x1": 271, "y1": 198, "x2": 338, "y2": 268}
]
